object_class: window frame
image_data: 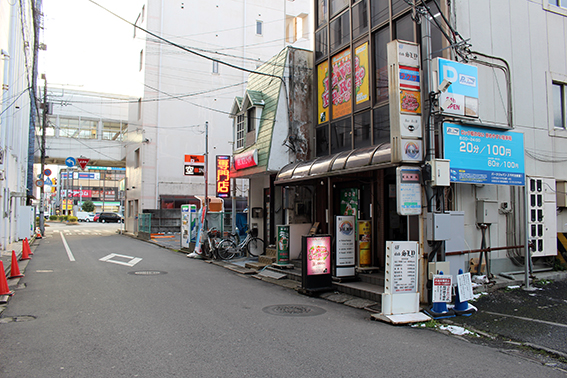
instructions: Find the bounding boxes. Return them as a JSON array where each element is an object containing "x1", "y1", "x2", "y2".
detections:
[
  {"x1": 236, "y1": 114, "x2": 246, "y2": 149},
  {"x1": 549, "y1": 72, "x2": 567, "y2": 137}
]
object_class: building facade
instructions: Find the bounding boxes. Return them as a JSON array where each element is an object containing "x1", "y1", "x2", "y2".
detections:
[
  {"x1": 124, "y1": 0, "x2": 313, "y2": 234},
  {"x1": 272, "y1": 0, "x2": 567, "y2": 302}
]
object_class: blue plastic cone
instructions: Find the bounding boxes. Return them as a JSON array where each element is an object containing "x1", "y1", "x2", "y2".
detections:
[{"x1": 425, "y1": 270, "x2": 455, "y2": 319}]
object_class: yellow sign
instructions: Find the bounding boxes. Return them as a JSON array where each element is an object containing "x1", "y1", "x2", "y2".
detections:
[
  {"x1": 358, "y1": 220, "x2": 371, "y2": 267},
  {"x1": 355, "y1": 43, "x2": 370, "y2": 105},
  {"x1": 331, "y1": 48, "x2": 352, "y2": 120},
  {"x1": 400, "y1": 90, "x2": 421, "y2": 114},
  {"x1": 317, "y1": 61, "x2": 330, "y2": 124}
]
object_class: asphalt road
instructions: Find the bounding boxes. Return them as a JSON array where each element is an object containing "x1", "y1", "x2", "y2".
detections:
[{"x1": 0, "y1": 222, "x2": 565, "y2": 377}]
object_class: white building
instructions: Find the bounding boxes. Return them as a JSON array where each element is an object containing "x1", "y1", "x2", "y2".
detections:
[
  {"x1": 0, "y1": 0, "x2": 39, "y2": 248},
  {"x1": 124, "y1": 0, "x2": 313, "y2": 234}
]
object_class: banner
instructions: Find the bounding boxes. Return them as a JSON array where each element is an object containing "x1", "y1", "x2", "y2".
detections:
[
  {"x1": 317, "y1": 61, "x2": 330, "y2": 124},
  {"x1": 331, "y1": 48, "x2": 352, "y2": 120},
  {"x1": 354, "y1": 42, "x2": 369, "y2": 105}
]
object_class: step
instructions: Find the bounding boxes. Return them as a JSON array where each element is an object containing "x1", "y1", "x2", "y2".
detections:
[
  {"x1": 332, "y1": 281, "x2": 384, "y2": 303},
  {"x1": 258, "y1": 255, "x2": 276, "y2": 265},
  {"x1": 266, "y1": 265, "x2": 301, "y2": 282},
  {"x1": 245, "y1": 261, "x2": 267, "y2": 270},
  {"x1": 265, "y1": 247, "x2": 277, "y2": 258},
  {"x1": 358, "y1": 272, "x2": 384, "y2": 286}
]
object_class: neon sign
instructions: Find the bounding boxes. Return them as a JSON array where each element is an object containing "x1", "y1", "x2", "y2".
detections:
[{"x1": 216, "y1": 155, "x2": 231, "y2": 198}]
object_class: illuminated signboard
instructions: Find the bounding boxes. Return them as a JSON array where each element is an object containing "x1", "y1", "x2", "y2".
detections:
[
  {"x1": 306, "y1": 235, "x2": 331, "y2": 276},
  {"x1": 234, "y1": 149, "x2": 258, "y2": 170},
  {"x1": 184, "y1": 154, "x2": 205, "y2": 176},
  {"x1": 216, "y1": 155, "x2": 231, "y2": 198}
]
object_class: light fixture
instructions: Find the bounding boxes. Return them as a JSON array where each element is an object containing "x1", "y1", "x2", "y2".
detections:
[{"x1": 438, "y1": 79, "x2": 452, "y2": 93}]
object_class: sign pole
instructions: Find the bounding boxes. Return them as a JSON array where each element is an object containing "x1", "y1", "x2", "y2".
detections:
[{"x1": 204, "y1": 121, "x2": 208, "y2": 231}]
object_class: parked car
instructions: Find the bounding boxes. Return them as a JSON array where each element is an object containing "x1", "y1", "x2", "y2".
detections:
[
  {"x1": 98, "y1": 212, "x2": 123, "y2": 223},
  {"x1": 76, "y1": 212, "x2": 95, "y2": 222},
  {"x1": 93, "y1": 213, "x2": 101, "y2": 222}
]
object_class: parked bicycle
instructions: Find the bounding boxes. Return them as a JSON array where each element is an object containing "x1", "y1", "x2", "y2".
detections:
[
  {"x1": 217, "y1": 230, "x2": 264, "y2": 260},
  {"x1": 201, "y1": 228, "x2": 228, "y2": 260}
]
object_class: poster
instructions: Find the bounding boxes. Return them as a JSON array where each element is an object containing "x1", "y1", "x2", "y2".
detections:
[
  {"x1": 400, "y1": 89, "x2": 421, "y2": 114},
  {"x1": 354, "y1": 42, "x2": 369, "y2": 105},
  {"x1": 331, "y1": 48, "x2": 352, "y2": 119},
  {"x1": 336, "y1": 216, "x2": 355, "y2": 266},
  {"x1": 306, "y1": 236, "x2": 331, "y2": 275},
  {"x1": 317, "y1": 61, "x2": 330, "y2": 124},
  {"x1": 340, "y1": 188, "x2": 358, "y2": 216},
  {"x1": 358, "y1": 220, "x2": 371, "y2": 267}
]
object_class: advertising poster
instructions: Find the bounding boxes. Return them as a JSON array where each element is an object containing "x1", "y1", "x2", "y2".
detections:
[
  {"x1": 432, "y1": 275, "x2": 453, "y2": 302},
  {"x1": 276, "y1": 225, "x2": 290, "y2": 264},
  {"x1": 331, "y1": 48, "x2": 352, "y2": 120},
  {"x1": 306, "y1": 235, "x2": 331, "y2": 275},
  {"x1": 354, "y1": 42, "x2": 369, "y2": 105},
  {"x1": 400, "y1": 89, "x2": 421, "y2": 114},
  {"x1": 340, "y1": 188, "x2": 358, "y2": 216},
  {"x1": 336, "y1": 216, "x2": 355, "y2": 267},
  {"x1": 317, "y1": 61, "x2": 330, "y2": 124},
  {"x1": 358, "y1": 220, "x2": 371, "y2": 267},
  {"x1": 443, "y1": 123, "x2": 525, "y2": 186}
]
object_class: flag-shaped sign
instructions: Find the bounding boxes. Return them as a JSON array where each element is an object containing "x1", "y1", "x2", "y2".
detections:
[
  {"x1": 77, "y1": 157, "x2": 90, "y2": 170},
  {"x1": 399, "y1": 65, "x2": 420, "y2": 91}
]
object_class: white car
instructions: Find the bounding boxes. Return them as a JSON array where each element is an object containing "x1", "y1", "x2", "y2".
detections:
[{"x1": 76, "y1": 212, "x2": 95, "y2": 222}]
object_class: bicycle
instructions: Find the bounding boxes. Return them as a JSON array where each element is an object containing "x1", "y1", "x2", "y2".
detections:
[
  {"x1": 201, "y1": 228, "x2": 225, "y2": 260},
  {"x1": 217, "y1": 230, "x2": 264, "y2": 260}
]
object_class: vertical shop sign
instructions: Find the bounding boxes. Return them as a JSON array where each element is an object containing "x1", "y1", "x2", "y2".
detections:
[
  {"x1": 317, "y1": 61, "x2": 330, "y2": 124},
  {"x1": 331, "y1": 48, "x2": 352, "y2": 120},
  {"x1": 358, "y1": 220, "x2": 371, "y2": 267},
  {"x1": 386, "y1": 241, "x2": 418, "y2": 294},
  {"x1": 276, "y1": 225, "x2": 290, "y2": 264},
  {"x1": 215, "y1": 155, "x2": 231, "y2": 198},
  {"x1": 354, "y1": 42, "x2": 369, "y2": 105},
  {"x1": 335, "y1": 216, "x2": 356, "y2": 277}
]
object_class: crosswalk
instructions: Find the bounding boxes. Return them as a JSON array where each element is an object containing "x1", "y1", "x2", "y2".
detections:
[{"x1": 48, "y1": 229, "x2": 119, "y2": 237}]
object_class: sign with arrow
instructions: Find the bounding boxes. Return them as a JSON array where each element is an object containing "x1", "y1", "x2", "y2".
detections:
[{"x1": 65, "y1": 157, "x2": 76, "y2": 167}]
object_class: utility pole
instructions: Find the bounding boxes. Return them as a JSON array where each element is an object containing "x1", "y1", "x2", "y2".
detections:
[
  {"x1": 204, "y1": 121, "x2": 208, "y2": 230},
  {"x1": 39, "y1": 75, "x2": 47, "y2": 235}
]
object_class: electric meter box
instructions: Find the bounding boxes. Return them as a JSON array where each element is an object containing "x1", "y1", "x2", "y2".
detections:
[
  {"x1": 426, "y1": 212, "x2": 452, "y2": 241},
  {"x1": 476, "y1": 200, "x2": 498, "y2": 224},
  {"x1": 427, "y1": 159, "x2": 450, "y2": 187}
]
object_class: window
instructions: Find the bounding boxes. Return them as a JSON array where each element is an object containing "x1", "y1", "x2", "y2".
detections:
[
  {"x1": 317, "y1": 0, "x2": 328, "y2": 27},
  {"x1": 330, "y1": 0, "x2": 349, "y2": 17},
  {"x1": 256, "y1": 21, "x2": 263, "y2": 35},
  {"x1": 373, "y1": 26, "x2": 390, "y2": 104},
  {"x1": 247, "y1": 108, "x2": 256, "y2": 132},
  {"x1": 352, "y1": 0, "x2": 368, "y2": 40},
  {"x1": 371, "y1": 0, "x2": 389, "y2": 27},
  {"x1": 331, "y1": 118, "x2": 352, "y2": 153},
  {"x1": 236, "y1": 114, "x2": 245, "y2": 148},
  {"x1": 212, "y1": 60, "x2": 219, "y2": 74},
  {"x1": 78, "y1": 119, "x2": 98, "y2": 139},
  {"x1": 134, "y1": 148, "x2": 140, "y2": 168},
  {"x1": 330, "y1": 10, "x2": 350, "y2": 51},
  {"x1": 58, "y1": 118, "x2": 80, "y2": 138},
  {"x1": 103, "y1": 121, "x2": 127, "y2": 141},
  {"x1": 315, "y1": 27, "x2": 328, "y2": 61},
  {"x1": 553, "y1": 82, "x2": 566, "y2": 129},
  {"x1": 391, "y1": 0, "x2": 410, "y2": 16},
  {"x1": 354, "y1": 111, "x2": 371, "y2": 148},
  {"x1": 395, "y1": 13, "x2": 414, "y2": 42},
  {"x1": 287, "y1": 14, "x2": 307, "y2": 43},
  {"x1": 373, "y1": 105, "x2": 390, "y2": 145},
  {"x1": 316, "y1": 125, "x2": 329, "y2": 157}
]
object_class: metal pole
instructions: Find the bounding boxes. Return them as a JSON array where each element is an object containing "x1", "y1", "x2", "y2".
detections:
[
  {"x1": 39, "y1": 77, "x2": 47, "y2": 235},
  {"x1": 204, "y1": 121, "x2": 208, "y2": 230},
  {"x1": 523, "y1": 184, "x2": 534, "y2": 290}
]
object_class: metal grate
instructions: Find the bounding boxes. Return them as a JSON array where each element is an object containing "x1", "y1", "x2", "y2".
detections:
[{"x1": 262, "y1": 304, "x2": 326, "y2": 317}]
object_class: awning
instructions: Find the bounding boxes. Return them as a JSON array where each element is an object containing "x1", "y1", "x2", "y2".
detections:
[{"x1": 274, "y1": 143, "x2": 393, "y2": 185}]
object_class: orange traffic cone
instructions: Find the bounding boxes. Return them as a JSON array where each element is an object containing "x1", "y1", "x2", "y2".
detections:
[
  {"x1": 21, "y1": 240, "x2": 32, "y2": 261},
  {"x1": 0, "y1": 261, "x2": 14, "y2": 296},
  {"x1": 9, "y1": 251, "x2": 24, "y2": 279},
  {"x1": 25, "y1": 237, "x2": 33, "y2": 255},
  {"x1": 35, "y1": 228, "x2": 42, "y2": 239}
]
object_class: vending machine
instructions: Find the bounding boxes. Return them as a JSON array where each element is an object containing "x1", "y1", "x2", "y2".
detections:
[{"x1": 181, "y1": 204, "x2": 197, "y2": 249}]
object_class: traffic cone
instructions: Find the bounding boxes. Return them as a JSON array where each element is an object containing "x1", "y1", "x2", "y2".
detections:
[
  {"x1": 424, "y1": 271, "x2": 455, "y2": 319},
  {"x1": 25, "y1": 237, "x2": 33, "y2": 255},
  {"x1": 0, "y1": 261, "x2": 14, "y2": 296},
  {"x1": 9, "y1": 251, "x2": 24, "y2": 279},
  {"x1": 35, "y1": 228, "x2": 42, "y2": 239},
  {"x1": 21, "y1": 239, "x2": 32, "y2": 261},
  {"x1": 454, "y1": 269, "x2": 477, "y2": 316}
]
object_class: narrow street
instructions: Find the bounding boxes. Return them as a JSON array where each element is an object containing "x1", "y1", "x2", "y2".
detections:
[{"x1": 0, "y1": 222, "x2": 564, "y2": 377}]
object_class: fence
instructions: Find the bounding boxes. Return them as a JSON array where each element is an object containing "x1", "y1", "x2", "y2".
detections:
[{"x1": 138, "y1": 213, "x2": 152, "y2": 234}]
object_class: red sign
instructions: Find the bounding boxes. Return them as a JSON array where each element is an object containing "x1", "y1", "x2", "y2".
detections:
[
  {"x1": 184, "y1": 154, "x2": 205, "y2": 176},
  {"x1": 77, "y1": 158, "x2": 90, "y2": 170},
  {"x1": 216, "y1": 155, "x2": 231, "y2": 198},
  {"x1": 234, "y1": 149, "x2": 258, "y2": 170}
]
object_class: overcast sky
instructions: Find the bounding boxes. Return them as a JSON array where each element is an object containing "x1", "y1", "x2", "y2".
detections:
[{"x1": 41, "y1": 0, "x2": 143, "y2": 96}]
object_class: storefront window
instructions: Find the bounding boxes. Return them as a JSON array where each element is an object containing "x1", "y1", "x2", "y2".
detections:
[
  {"x1": 373, "y1": 26, "x2": 390, "y2": 104},
  {"x1": 354, "y1": 111, "x2": 371, "y2": 148},
  {"x1": 331, "y1": 118, "x2": 352, "y2": 154},
  {"x1": 315, "y1": 27, "x2": 328, "y2": 61},
  {"x1": 330, "y1": 10, "x2": 350, "y2": 51},
  {"x1": 316, "y1": 125, "x2": 329, "y2": 157},
  {"x1": 373, "y1": 105, "x2": 390, "y2": 145},
  {"x1": 352, "y1": 0, "x2": 368, "y2": 40},
  {"x1": 371, "y1": 0, "x2": 389, "y2": 27}
]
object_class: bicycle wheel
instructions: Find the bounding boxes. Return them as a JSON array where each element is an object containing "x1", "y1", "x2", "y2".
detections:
[
  {"x1": 246, "y1": 237, "x2": 264, "y2": 257},
  {"x1": 202, "y1": 239, "x2": 212, "y2": 258},
  {"x1": 218, "y1": 239, "x2": 237, "y2": 260}
]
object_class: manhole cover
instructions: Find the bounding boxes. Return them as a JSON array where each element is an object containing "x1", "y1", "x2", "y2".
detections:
[
  {"x1": 0, "y1": 315, "x2": 36, "y2": 323},
  {"x1": 128, "y1": 270, "x2": 167, "y2": 276},
  {"x1": 262, "y1": 304, "x2": 326, "y2": 317}
]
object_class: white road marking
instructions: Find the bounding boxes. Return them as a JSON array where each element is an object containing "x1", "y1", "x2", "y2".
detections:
[
  {"x1": 60, "y1": 233, "x2": 76, "y2": 262},
  {"x1": 99, "y1": 253, "x2": 142, "y2": 267}
]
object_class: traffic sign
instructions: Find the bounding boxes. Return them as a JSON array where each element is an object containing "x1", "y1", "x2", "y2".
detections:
[
  {"x1": 44, "y1": 169, "x2": 52, "y2": 176},
  {"x1": 77, "y1": 157, "x2": 90, "y2": 170},
  {"x1": 65, "y1": 157, "x2": 76, "y2": 167},
  {"x1": 35, "y1": 179, "x2": 44, "y2": 187}
]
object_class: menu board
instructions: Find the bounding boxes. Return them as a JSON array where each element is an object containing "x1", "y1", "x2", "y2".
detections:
[{"x1": 386, "y1": 241, "x2": 418, "y2": 294}]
